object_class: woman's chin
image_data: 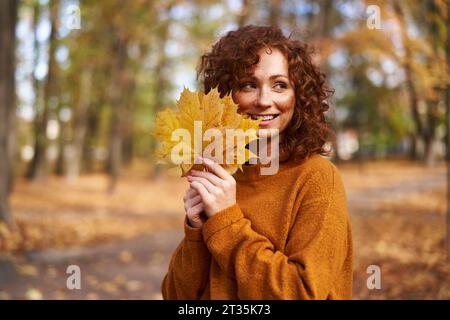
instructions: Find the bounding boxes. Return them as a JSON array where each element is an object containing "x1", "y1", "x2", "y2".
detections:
[{"x1": 257, "y1": 127, "x2": 280, "y2": 139}]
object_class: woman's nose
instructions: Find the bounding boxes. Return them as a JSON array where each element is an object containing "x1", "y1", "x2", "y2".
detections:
[{"x1": 256, "y1": 88, "x2": 273, "y2": 109}]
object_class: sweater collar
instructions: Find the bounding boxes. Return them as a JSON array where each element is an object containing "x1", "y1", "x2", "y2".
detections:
[{"x1": 233, "y1": 149, "x2": 294, "y2": 182}]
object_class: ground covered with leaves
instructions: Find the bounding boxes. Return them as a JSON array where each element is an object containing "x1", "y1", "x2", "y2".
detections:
[{"x1": 0, "y1": 160, "x2": 448, "y2": 299}]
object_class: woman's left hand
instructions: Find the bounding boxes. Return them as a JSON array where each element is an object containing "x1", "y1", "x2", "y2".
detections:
[{"x1": 187, "y1": 156, "x2": 236, "y2": 218}]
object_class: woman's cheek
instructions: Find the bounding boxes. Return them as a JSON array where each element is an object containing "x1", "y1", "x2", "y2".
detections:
[
  {"x1": 278, "y1": 96, "x2": 296, "y2": 131},
  {"x1": 236, "y1": 96, "x2": 255, "y2": 112},
  {"x1": 276, "y1": 92, "x2": 296, "y2": 111}
]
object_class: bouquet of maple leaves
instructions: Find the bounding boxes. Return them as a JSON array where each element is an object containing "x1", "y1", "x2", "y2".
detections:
[{"x1": 153, "y1": 87, "x2": 261, "y2": 177}]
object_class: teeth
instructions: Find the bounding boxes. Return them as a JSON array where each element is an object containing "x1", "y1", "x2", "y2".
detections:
[{"x1": 250, "y1": 114, "x2": 277, "y2": 121}]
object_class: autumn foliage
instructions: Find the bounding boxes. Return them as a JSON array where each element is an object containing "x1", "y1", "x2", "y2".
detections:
[{"x1": 153, "y1": 87, "x2": 260, "y2": 176}]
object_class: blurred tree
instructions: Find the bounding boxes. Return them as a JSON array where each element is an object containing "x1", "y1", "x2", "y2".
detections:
[
  {"x1": 336, "y1": 0, "x2": 447, "y2": 163},
  {"x1": 396, "y1": 14, "x2": 421, "y2": 161},
  {"x1": 268, "y1": 0, "x2": 281, "y2": 26},
  {"x1": 65, "y1": 2, "x2": 112, "y2": 176},
  {"x1": 238, "y1": 0, "x2": 250, "y2": 27},
  {"x1": 417, "y1": 0, "x2": 449, "y2": 166},
  {"x1": 107, "y1": 25, "x2": 129, "y2": 191},
  {"x1": 149, "y1": 1, "x2": 177, "y2": 178},
  {"x1": 51, "y1": 0, "x2": 158, "y2": 184},
  {"x1": 312, "y1": 0, "x2": 344, "y2": 162},
  {"x1": 7, "y1": 0, "x2": 449, "y2": 189},
  {"x1": 0, "y1": 0, "x2": 19, "y2": 225},
  {"x1": 443, "y1": 0, "x2": 450, "y2": 262},
  {"x1": 392, "y1": 1, "x2": 445, "y2": 165},
  {"x1": 65, "y1": 69, "x2": 93, "y2": 178},
  {"x1": 95, "y1": 0, "x2": 158, "y2": 190},
  {"x1": 26, "y1": 0, "x2": 60, "y2": 180}
]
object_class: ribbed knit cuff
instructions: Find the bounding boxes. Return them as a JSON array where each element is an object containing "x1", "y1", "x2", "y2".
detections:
[
  {"x1": 183, "y1": 216, "x2": 204, "y2": 241},
  {"x1": 202, "y1": 203, "x2": 244, "y2": 242}
]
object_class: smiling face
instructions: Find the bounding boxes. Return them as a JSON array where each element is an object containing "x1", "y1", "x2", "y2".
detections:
[{"x1": 232, "y1": 48, "x2": 296, "y2": 141}]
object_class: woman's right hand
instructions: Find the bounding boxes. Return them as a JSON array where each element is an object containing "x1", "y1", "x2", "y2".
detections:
[{"x1": 183, "y1": 186, "x2": 207, "y2": 228}]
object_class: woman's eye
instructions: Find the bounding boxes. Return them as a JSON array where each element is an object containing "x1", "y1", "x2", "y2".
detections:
[
  {"x1": 274, "y1": 82, "x2": 288, "y2": 89},
  {"x1": 240, "y1": 83, "x2": 255, "y2": 89}
]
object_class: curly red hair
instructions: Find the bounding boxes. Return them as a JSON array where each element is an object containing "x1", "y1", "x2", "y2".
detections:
[{"x1": 197, "y1": 25, "x2": 334, "y2": 162}]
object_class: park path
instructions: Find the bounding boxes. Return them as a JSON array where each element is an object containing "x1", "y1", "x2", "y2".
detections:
[
  {"x1": 346, "y1": 170, "x2": 445, "y2": 214},
  {"x1": 0, "y1": 168, "x2": 446, "y2": 299}
]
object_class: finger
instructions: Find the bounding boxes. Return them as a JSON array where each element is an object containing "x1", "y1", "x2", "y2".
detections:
[
  {"x1": 189, "y1": 176, "x2": 218, "y2": 194},
  {"x1": 187, "y1": 202, "x2": 204, "y2": 216},
  {"x1": 190, "y1": 186, "x2": 199, "y2": 195},
  {"x1": 200, "y1": 156, "x2": 230, "y2": 180},
  {"x1": 191, "y1": 170, "x2": 223, "y2": 187},
  {"x1": 185, "y1": 194, "x2": 202, "y2": 208},
  {"x1": 184, "y1": 186, "x2": 198, "y2": 200},
  {"x1": 190, "y1": 181, "x2": 213, "y2": 204}
]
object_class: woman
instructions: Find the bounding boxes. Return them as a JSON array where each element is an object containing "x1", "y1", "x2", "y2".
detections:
[{"x1": 161, "y1": 25, "x2": 353, "y2": 300}]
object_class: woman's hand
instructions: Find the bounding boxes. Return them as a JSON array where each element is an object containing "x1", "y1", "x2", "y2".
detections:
[
  {"x1": 183, "y1": 186, "x2": 207, "y2": 228},
  {"x1": 187, "y1": 156, "x2": 236, "y2": 218}
]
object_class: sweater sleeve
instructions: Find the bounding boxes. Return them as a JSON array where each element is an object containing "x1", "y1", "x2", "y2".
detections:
[
  {"x1": 161, "y1": 216, "x2": 212, "y2": 299},
  {"x1": 201, "y1": 166, "x2": 351, "y2": 300}
]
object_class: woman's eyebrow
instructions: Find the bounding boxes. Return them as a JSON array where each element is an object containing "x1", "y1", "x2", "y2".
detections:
[
  {"x1": 239, "y1": 76, "x2": 256, "y2": 81},
  {"x1": 240, "y1": 74, "x2": 289, "y2": 82},
  {"x1": 240, "y1": 74, "x2": 289, "y2": 81},
  {"x1": 269, "y1": 74, "x2": 289, "y2": 80}
]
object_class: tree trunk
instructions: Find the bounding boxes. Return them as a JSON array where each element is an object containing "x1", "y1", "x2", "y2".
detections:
[
  {"x1": 65, "y1": 69, "x2": 93, "y2": 180},
  {"x1": 393, "y1": 2, "x2": 423, "y2": 161},
  {"x1": 150, "y1": 11, "x2": 171, "y2": 179},
  {"x1": 316, "y1": 0, "x2": 341, "y2": 162},
  {"x1": 445, "y1": 0, "x2": 450, "y2": 262},
  {"x1": 82, "y1": 100, "x2": 102, "y2": 173},
  {"x1": 0, "y1": 0, "x2": 18, "y2": 225},
  {"x1": 27, "y1": 0, "x2": 60, "y2": 180},
  {"x1": 268, "y1": 0, "x2": 281, "y2": 26},
  {"x1": 107, "y1": 37, "x2": 128, "y2": 192},
  {"x1": 27, "y1": 2, "x2": 41, "y2": 178},
  {"x1": 238, "y1": 0, "x2": 250, "y2": 27},
  {"x1": 122, "y1": 77, "x2": 136, "y2": 167},
  {"x1": 408, "y1": 133, "x2": 419, "y2": 160},
  {"x1": 423, "y1": 100, "x2": 439, "y2": 166}
]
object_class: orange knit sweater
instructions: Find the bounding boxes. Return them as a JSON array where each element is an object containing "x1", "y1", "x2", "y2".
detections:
[{"x1": 161, "y1": 154, "x2": 353, "y2": 300}]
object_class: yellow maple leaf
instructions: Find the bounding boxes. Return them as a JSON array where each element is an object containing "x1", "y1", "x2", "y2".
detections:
[{"x1": 152, "y1": 87, "x2": 260, "y2": 177}]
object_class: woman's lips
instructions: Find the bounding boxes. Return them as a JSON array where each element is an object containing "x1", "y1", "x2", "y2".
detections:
[{"x1": 253, "y1": 114, "x2": 279, "y2": 127}]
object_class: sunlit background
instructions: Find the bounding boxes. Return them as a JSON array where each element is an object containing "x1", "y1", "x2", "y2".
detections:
[{"x1": 0, "y1": 0, "x2": 449, "y2": 299}]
